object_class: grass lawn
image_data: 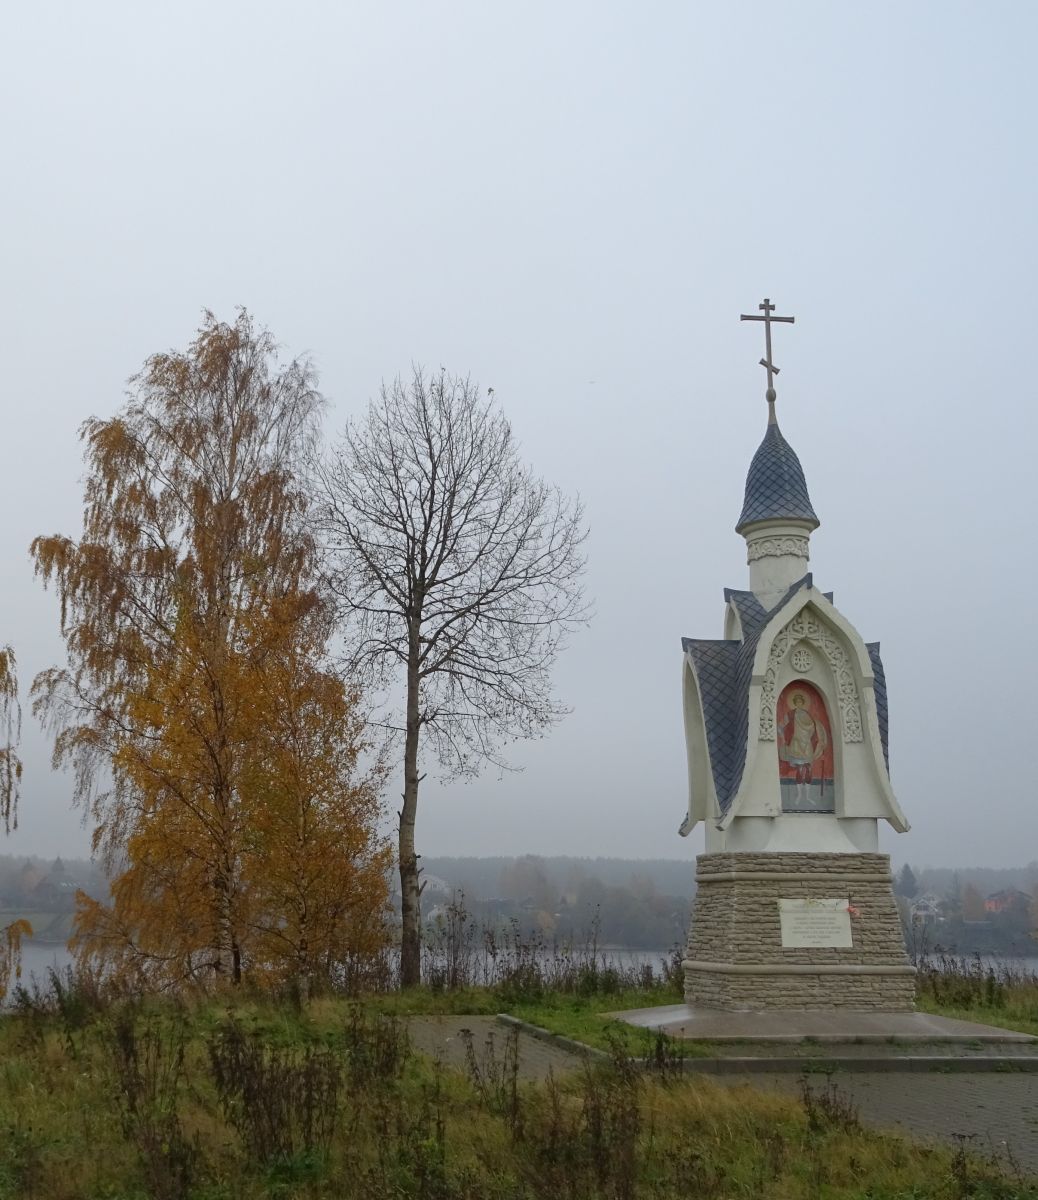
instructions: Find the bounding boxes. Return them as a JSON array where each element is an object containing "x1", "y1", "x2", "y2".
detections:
[
  {"x1": 916, "y1": 993, "x2": 1038, "y2": 1038},
  {"x1": 916, "y1": 963, "x2": 1038, "y2": 1038},
  {"x1": 507, "y1": 987, "x2": 695, "y2": 1055},
  {"x1": 0, "y1": 984, "x2": 1034, "y2": 1199},
  {"x1": 363, "y1": 982, "x2": 693, "y2": 1055}
]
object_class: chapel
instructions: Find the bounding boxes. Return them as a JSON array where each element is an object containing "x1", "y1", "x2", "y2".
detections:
[
  {"x1": 678, "y1": 300, "x2": 914, "y2": 1011},
  {"x1": 679, "y1": 305, "x2": 908, "y2": 856}
]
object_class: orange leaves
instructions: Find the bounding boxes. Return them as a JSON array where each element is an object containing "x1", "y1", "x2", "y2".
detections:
[
  {"x1": 32, "y1": 311, "x2": 385, "y2": 993},
  {"x1": 237, "y1": 628, "x2": 391, "y2": 988},
  {"x1": 0, "y1": 917, "x2": 33, "y2": 997},
  {"x1": 0, "y1": 648, "x2": 16, "y2": 705}
]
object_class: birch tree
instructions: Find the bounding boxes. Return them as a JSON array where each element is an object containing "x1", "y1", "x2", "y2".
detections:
[
  {"x1": 316, "y1": 369, "x2": 588, "y2": 986},
  {"x1": 0, "y1": 646, "x2": 21, "y2": 834},
  {"x1": 33, "y1": 311, "x2": 387, "y2": 989},
  {"x1": 0, "y1": 648, "x2": 30, "y2": 992}
]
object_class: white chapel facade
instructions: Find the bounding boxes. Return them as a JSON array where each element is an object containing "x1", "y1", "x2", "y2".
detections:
[
  {"x1": 678, "y1": 302, "x2": 914, "y2": 1011},
  {"x1": 679, "y1": 302, "x2": 909, "y2": 858}
]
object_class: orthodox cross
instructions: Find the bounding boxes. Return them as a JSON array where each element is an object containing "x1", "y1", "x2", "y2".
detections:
[{"x1": 740, "y1": 298, "x2": 794, "y2": 419}]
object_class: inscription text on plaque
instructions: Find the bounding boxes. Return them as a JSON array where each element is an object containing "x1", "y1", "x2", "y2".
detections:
[{"x1": 778, "y1": 898, "x2": 853, "y2": 948}]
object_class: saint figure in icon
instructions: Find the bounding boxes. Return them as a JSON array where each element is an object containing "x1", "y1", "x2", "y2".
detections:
[{"x1": 776, "y1": 681, "x2": 834, "y2": 812}]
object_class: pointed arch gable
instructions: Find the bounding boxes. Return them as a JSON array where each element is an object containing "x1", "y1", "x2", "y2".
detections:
[
  {"x1": 759, "y1": 607, "x2": 864, "y2": 745},
  {"x1": 719, "y1": 587, "x2": 909, "y2": 832},
  {"x1": 750, "y1": 588, "x2": 877, "y2": 698}
]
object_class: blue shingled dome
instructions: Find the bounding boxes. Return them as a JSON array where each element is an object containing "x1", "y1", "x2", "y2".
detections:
[{"x1": 736, "y1": 421, "x2": 819, "y2": 534}]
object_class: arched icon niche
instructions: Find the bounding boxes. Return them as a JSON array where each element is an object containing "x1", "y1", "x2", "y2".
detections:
[{"x1": 776, "y1": 680, "x2": 835, "y2": 813}]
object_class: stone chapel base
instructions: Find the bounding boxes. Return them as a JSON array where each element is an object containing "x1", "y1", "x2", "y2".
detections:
[{"x1": 683, "y1": 851, "x2": 915, "y2": 1011}]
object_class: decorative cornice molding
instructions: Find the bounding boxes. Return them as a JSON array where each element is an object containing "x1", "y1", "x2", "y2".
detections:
[
  {"x1": 681, "y1": 961, "x2": 917, "y2": 976},
  {"x1": 746, "y1": 535, "x2": 810, "y2": 563},
  {"x1": 695, "y1": 871, "x2": 892, "y2": 883},
  {"x1": 759, "y1": 610, "x2": 864, "y2": 744}
]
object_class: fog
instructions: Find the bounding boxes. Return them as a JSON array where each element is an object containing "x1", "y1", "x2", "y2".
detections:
[{"x1": 1, "y1": 3, "x2": 1035, "y2": 867}]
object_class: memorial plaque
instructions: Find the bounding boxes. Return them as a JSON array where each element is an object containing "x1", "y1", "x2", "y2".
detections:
[{"x1": 778, "y1": 898, "x2": 853, "y2": 948}]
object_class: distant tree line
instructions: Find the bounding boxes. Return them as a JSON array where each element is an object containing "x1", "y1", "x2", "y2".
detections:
[
  {"x1": 897, "y1": 862, "x2": 1038, "y2": 899},
  {"x1": 422, "y1": 856, "x2": 1038, "y2": 956},
  {"x1": 894, "y1": 861, "x2": 1038, "y2": 957},
  {"x1": 0, "y1": 854, "x2": 106, "y2": 912},
  {"x1": 423, "y1": 855, "x2": 691, "y2": 949}
]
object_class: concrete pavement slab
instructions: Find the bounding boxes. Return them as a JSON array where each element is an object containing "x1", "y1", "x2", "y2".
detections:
[{"x1": 611, "y1": 1003, "x2": 1037, "y2": 1043}]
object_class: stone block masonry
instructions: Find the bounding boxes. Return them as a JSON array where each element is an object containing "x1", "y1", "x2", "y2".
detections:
[{"x1": 683, "y1": 851, "x2": 915, "y2": 1011}]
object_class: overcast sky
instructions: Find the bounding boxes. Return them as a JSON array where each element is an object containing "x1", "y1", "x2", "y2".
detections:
[{"x1": 2, "y1": 2, "x2": 1036, "y2": 869}]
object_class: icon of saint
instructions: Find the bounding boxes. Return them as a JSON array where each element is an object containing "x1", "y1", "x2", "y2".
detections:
[{"x1": 778, "y1": 688, "x2": 829, "y2": 807}]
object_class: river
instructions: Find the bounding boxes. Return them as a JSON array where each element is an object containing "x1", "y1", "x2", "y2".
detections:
[
  {"x1": 16, "y1": 941, "x2": 74, "y2": 985},
  {"x1": 9, "y1": 942, "x2": 1038, "y2": 989}
]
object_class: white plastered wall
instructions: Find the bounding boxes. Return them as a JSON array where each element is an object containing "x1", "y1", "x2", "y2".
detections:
[
  {"x1": 742, "y1": 519, "x2": 813, "y2": 609},
  {"x1": 680, "y1": 656, "x2": 719, "y2": 834}
]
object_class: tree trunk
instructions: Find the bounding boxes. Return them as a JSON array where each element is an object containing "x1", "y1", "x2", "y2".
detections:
[
  {"x1": 398, "y1": 645, "x2": 422, "y2": 988},
  {"x1": 297, "y1": 919, "x2": 311, "y2": 1006},
  {"x1": 213, "y1": 855, "x2": 241, "y2": 985}
]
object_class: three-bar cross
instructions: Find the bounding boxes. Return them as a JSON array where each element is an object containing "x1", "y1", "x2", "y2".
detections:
[{"x1": 740, "y1": 298, "x2": 794, "y2": 415}]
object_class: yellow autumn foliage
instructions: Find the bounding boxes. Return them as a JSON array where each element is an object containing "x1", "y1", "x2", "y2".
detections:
[
  {"x1": 33, "y1": 311, "x2": 389, "y2": 992},
  {"x1": 0, "y1": 647, "x2": 31, "y2": 996}
]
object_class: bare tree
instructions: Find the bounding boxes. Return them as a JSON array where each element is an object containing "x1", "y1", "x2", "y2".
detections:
[{"x1": 315, "y1": 369, "x2": 588, "y2": 986}]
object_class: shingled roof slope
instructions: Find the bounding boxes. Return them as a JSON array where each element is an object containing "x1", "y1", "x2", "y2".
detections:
[
  {"x1": 683, "y1": 574, "x2": 812, "y2": 817},
  {"x1": 866, "y1": 642, "x2": 890, "y2": 773}
]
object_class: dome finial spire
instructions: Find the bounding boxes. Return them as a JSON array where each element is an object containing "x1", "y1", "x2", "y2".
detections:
[{"x1": 740, "y1": 297, "x2": 795, "y2": 424}]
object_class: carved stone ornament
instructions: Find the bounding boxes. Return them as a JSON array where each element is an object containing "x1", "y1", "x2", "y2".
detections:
[
  {"x1": 746, "y1": 536, "x2": 810, "y2": 563},
  {"x1": 790, "y1": 645, "x2": 813, "y2": 673},
  {"x1": 759, "y1": 611, "x2": 863, "y2": 743}
]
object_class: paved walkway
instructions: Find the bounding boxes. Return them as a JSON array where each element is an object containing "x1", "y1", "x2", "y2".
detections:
[
  {"x1": 407, "y1": 1016, "x2": 1038, "y2": 1176},
  {"x1": 407, "y1": 1015, "x2": 586, "y2": 1082},
  {"x1": 679, "y1": 1039, "x2": 1038, "y2": 1060},
  {"x1": 614, "y1": 1002, "x2": 1037, "y2": 1043}
]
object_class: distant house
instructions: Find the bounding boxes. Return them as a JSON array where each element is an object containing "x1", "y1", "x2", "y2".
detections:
[
  {"x1": 909, "y1": 893, "x2": 942, "y2": 925},
  {"x1": 983, "y1": 889, "x2": 1031, "y2": 916}
]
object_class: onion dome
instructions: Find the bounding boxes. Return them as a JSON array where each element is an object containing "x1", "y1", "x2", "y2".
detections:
[{"x1": 735, "y1": 420, "x2": 819, "y2": 535}]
